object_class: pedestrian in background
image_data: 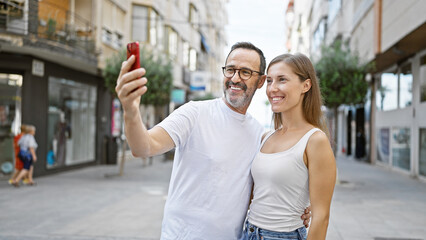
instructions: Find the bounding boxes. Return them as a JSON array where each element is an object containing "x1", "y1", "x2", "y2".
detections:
[
  {"x1": 8, "y1": 124, "x2": 29, "y2": 185},
  {"x1": 11, "y1": 125, "x2": 38, "y2": 187},
  {"x1": 115, "y1": 42, "x2": 311, "y2": 239},
  {"x1": 243, "y1": 53, "x2": 336, "y2": 240}
]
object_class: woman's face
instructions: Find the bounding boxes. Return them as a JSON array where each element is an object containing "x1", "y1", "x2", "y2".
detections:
[{"x1": 266, "y1": 62, "x2": 309, "y2": 113}]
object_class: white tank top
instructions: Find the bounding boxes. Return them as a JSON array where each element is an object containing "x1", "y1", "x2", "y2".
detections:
[{"x1": 248, "y1": 128, "x2": 321, "y2": 232}]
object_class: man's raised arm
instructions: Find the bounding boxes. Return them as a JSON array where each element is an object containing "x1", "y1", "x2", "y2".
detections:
[{"x1": 115, "y1": 55, "x2": 174, "y2": 158}]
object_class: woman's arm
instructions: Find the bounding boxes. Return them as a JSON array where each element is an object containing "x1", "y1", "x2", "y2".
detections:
[{"x1": 305, "y1": 131, "x2": 336, "y2": 240}]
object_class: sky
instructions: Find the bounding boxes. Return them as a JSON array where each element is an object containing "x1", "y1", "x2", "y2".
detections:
[{"x1": 225, "y1": 0, "x2": 289, "y2": 128}]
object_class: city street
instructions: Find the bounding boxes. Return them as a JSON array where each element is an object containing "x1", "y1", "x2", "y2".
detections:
[{"x1": 1, "y1": 153, "x2": 425, "y2": 240}]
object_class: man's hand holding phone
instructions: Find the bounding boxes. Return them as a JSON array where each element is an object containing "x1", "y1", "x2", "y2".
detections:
[{"x1": 115, "y1": 42, "x2": 147, "y2": 116}]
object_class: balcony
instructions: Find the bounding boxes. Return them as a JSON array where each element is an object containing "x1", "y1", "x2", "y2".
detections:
[
  {"x1": 0, "y1": 0, "x2": 97, "y2": 63},
  {"x1": 37, "y1": 0, "x2": 96, "y2": 54}
]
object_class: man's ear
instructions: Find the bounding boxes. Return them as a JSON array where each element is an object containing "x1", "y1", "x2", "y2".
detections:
[
  {"x1": 302, "y1": 79, "x2": 312, "y2": 93},
  {"x1": 257, "y1": 75, "x2": 267, "y2": 89}
]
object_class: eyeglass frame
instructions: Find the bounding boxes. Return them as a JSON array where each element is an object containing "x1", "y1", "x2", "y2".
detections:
[{"x1": 222, "y1": 66, "x2": 263, "y2": 80}]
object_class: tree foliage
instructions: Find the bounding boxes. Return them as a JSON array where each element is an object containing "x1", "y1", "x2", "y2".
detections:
[
  {"x1": 103, "y1": 46, "x2": 173, "y2": 106},
  {"x1": 314, "y1": 40, "x2": 373, "y2": 109}
]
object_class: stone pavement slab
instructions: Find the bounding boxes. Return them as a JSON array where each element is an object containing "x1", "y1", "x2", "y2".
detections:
[{"x1": 327, "y1": 156, "x2": 426, "y2": 240}]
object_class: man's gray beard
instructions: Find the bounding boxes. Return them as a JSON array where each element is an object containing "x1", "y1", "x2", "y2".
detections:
[{"x1": 224, "y1": 89, "x2": 254, "y2": 110}]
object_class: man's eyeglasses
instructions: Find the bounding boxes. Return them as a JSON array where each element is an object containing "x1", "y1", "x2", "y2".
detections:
[{"x1": 222, "y1": 67, "x2": 262, "y2": 80}]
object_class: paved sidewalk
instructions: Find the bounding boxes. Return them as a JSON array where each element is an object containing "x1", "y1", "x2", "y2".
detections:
[
  {"x1": 1, "y1": 154, "x2": 425, "y2": 239},
  {"x1": 327, "y1": 156, "x2": 426, "y2": 240},
  {"x1": 0, "y1": 154, "x2": 171, "y2": 240}
]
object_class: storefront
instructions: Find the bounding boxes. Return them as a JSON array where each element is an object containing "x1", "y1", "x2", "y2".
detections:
[
  {"x1": 374, "y1": 49, "x2": 426, "y2": 179},
  {"x1": 0, "y1": 52, "x2": 112, "y2": 178}
]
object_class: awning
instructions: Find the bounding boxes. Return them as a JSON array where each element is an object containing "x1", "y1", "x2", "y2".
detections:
[{"x1": 374, "y1": 22, "x2": 426, "y2": 72}]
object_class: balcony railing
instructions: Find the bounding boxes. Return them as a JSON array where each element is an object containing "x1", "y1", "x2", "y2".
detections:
[
  {"x1": 0, "y1": 0, "x2": 96, "y2": 55},
  {"x1": 0, "y1": 0, "x2": 27, "y2": 34}
]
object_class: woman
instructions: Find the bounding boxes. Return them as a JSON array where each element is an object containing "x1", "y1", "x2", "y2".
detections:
[{"x1": 243, "y1": 53, "x2": 336, "y2": 240}]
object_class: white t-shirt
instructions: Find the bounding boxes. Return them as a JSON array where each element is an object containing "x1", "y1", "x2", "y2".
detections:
[
  {"x1": 158, "y1": 98, "x2": 264, "y2": 240},
  {"x1": 18, "y1": 134, "x2": 38, "y2": 151}
]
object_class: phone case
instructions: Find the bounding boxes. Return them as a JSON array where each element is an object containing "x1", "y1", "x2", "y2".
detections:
[{"x1": 127, "y1": 42, "x2": 140, "y2": 71}]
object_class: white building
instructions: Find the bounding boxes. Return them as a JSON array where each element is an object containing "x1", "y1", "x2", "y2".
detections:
[{"x1": 286, "y1": 0, "x2": 426, "y2": 180}]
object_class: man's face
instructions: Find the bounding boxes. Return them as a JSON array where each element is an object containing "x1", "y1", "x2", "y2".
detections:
[{"x1": 223, "y1": 48, "x2": 265, "y2": 114}]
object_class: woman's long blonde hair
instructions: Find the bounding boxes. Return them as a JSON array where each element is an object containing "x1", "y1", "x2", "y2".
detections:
[{"x1": 268, "y1": 53, "x2": 329, "y2": 137}]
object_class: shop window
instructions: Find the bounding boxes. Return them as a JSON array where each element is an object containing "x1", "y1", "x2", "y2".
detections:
[
  {"x1": 391, "y1": 128, "x2": 410, "y2": 171},
  {"x1": 0, "y1": 73, "x2": 22, "y2": 176},
  {"x1": 377, "y1": 128, "x2": 390, "y2": 164},
  {"x1": 420, "y1": 55, "x2": 426, "y2": 102},
  {"x1": 376, "y1": 71, "x2": 398, "y2": 111},
  {"x1": 47, "y1": 77, "x2": 97, "y2": 168},
  {"x1": 399, "y1": 63, "x2": 412, "y2": 108},
  {"x1": 420, "y1": 128, "x2": 426, "y2": 177}
]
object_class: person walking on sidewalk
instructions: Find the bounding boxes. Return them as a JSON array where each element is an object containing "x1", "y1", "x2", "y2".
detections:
[
  {"x1": 242, "y1": 53, "x2": 336, "y2": 240},
  {"x1": 12, "y1": 125, "x2": 38, "y2": 187},
  {"x1": 115, "y1": 42, "x2": 310, "y2": 239},
  {"x1": 8, "y1": 124, "x2": 29, "y2": 185}
]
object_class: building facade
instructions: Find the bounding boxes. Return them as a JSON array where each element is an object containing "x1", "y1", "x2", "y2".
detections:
[
  {"x1": 0, "y1": 0, "x2": 111, "y2": 177},
  {"x1": 0, "y1": 0, "x2": 227, "y2": 178},
  {"x1": 286, "y1": 0, "x2": 426, "y2": 180}
]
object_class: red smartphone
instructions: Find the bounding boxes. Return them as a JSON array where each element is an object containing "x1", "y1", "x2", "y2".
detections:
[{"x1": 127, "y1": 41, "x2": 140, "y2": 71}]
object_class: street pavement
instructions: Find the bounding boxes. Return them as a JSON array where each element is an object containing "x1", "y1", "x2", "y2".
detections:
[{"x1": 1, "y1": 153, "x2": 425, "y2": 240}]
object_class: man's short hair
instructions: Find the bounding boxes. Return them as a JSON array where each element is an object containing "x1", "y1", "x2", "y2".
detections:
[{"x1": 225, "y1": 42, "x2": 266, "y2": 75}]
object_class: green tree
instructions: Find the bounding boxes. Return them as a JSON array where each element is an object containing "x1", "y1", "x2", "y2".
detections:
[
  {"x1": 314, "y1": 40, "x2": 373, "y2": 152},
  {"x1": 103, "y1": 46, "x2": 173, "y2": 106}
]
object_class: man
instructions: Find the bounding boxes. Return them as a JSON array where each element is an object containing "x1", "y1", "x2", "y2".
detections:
[{"x1": 116, "y1": 42, "x2": 309, "y2": 239}]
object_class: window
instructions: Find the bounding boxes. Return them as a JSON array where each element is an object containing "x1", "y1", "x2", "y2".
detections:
[
  {"x1": 132, "y1": 5, "x2": 148, "y2": 42},
  {"x1": 183, "y1": 41, "x2": 189, "y2": 67},
  {"x1": 420, "y1": 55, "x2": 426, "y2": 102},
  {"x1": 47, "y1": 77, "x2": 97, "y2": 168},
  {"x1": 376, "y1": 62, "x2": 413, "y2": 111},
  {"x1": 168, "y1": 27, "x2": 178, "y2": 59},
  {"x1": 102, "y1": 27, "x2": 113, "y2": 44},
  {"x1": 391, "y1": 128, "x2": 410, "y2": 171},
  {"x1": 149, "y1": 9, "x2": 158, "y2": 45},
  {"x1": 376, "y1": 71, "x2": 398, "y2": 111},
  {"x1": 189, "y1": 48, "x2": 197, "y2": 71},
  {"x1": 133, "y1": 6, "x2": 163, "y2": 46},
  {"x1": 157, "y1": 17, "x2": 165, "y2": 51},
  {"x1": 102, "y1": 1, "x2": 125, "y2": 49},
  {"x1": 377, "y1": 128, "x2": 390, "y2": 164},
  {"x1": 420, "y1": 128, "x2": 426, "y2": 177},
  {"x1": 114, "y1": 31, "x2": 123, "y2": 49},
  {"x1": 189, "y1": 3, "x2": 198, "y2": 27},
  {"x1": 328, "y1": 0, "x2": 341, "y2": 24},
  {"x1": 399, "y1": 63, "x2": 412, "y2": 108},
  {"x1": 312, "y1": 17, "x2": 326, "y2": 52}
]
